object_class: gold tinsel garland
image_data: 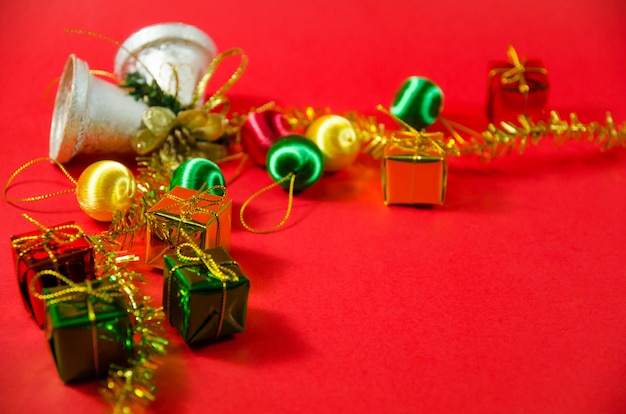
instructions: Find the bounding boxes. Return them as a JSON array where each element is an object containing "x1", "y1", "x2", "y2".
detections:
[
  {"x1": 88, "y1": 235, "x2": 168, "y2": 413},
  {"x1": 278, "y1": 103, "x2": 626, "y2": 162}
]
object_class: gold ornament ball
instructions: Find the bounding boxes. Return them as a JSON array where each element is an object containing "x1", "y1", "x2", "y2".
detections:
[
  {"x1": 305, "y1": 114, "x2": 360, "y2": 172},
  {"x1": 75, "y1": 160, "x2": 136, "y2": 222}
]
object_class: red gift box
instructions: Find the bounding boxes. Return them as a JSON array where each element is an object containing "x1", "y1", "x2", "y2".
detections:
[
  {"x1": 11, "y1": 221, "x2": 96, "y2": 327},
  {"x1": 487, "y1": 46, "x2": 549, "y2": 124}
]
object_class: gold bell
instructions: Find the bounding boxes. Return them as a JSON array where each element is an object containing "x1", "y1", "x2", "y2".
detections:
[
  {"x1": 49, "y1": 54, "x2": 149, "y2": 163},
  {"x1": 113, "y1": 22, "x2": 217, "y2": 108}
]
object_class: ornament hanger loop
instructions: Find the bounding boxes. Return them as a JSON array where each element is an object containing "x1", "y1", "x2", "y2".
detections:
[{"x1": 3, "y1": 157, "x2": 77, "y2": 203}]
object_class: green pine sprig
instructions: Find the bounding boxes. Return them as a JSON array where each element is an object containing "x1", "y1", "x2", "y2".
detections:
[{"x1": 120, "y1": 71, "x2": 184, "y2": 114}]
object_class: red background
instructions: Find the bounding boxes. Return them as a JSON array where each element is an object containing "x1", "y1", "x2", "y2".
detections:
[{"x1": 1, "y1": 1, "x2": 626, "y2": 413}]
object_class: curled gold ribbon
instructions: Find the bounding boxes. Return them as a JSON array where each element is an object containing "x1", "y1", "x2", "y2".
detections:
[
  {"x1": 11, "y1": 214, "x2": 87, "y2": 271},
  {"x1": 131, "y1": 48, "x2": 248, "y2": 157},
  {"x1": 490, "y1": 45, "x2": 548, "y2": 94}
]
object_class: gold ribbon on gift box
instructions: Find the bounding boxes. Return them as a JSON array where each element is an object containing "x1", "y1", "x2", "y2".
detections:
[
  {"x1": 30, "y1": 270, "x2": 126, "y2": 377},
  {"x1": 489, "y1": 45, "x2": 548, "y2": 94},
  {"x1": 377, "y1": 104, "x2": 460, "y2": 157},
  {"x1": 167, "y1": 229, "x2": 239, "y2": 338},
  {"x1": 151, "y1": 185, "x2": 227, "y2": 250},
  {"x1": 11, "y1": 214, "x2": 87, "y2": 269}
]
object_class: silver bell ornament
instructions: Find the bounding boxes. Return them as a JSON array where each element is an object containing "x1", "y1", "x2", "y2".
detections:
[
  {"x1": 49, "y1": 54, "x2": 149, "y2": 163},
  {"x1": 114, "y1": 22, "x2": 217, "y2": 108}
]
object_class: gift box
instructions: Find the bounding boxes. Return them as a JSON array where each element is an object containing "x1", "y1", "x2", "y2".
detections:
[
  {"x1": 382, "y1": 141, "x2": 447, "y2": 205},
  {"x1": 146, "y1": 186, "x2": 232, "y2": 269},
  {"x1": 486, "y1": 47, "x2": 549, "y2": 124},
  {"x1": 11, "y1": 222, "x2": 95, "y2": 327},
  {"x1": 163, "y1": 246, "x2": 249, "y2": 346},
  {"x1": 44, "y1": 279, "x2": 134, "y2": 383}
]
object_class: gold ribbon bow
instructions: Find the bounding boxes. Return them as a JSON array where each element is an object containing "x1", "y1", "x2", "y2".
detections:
[
  {"x1": 173, "y1": 230, "x2": 239, "y2": 283},
  {"x1": 131, "y1": 48, "x2": 248, "y2": 163},
  {"x1": 30, "y1": 270, "x2": 126, "y2": 376},
  {"x1": 160, "y1": 185, "x2": 227, "y2": 221},
  {"x1": 29, "y1": 271, "x2": 125, "y2": 306},
  {"x1": 388, "y1": 130, "x2": 450, "y2": 156},
  {"x1": 492, "y1": 45, "x2": 548, "y2": 94},
  {"x1": 11, "y1": 214, "x2": 87, "y2": 266},
  {"x1": 376, "y1": 104, "x2": 460, "y2": 157}
]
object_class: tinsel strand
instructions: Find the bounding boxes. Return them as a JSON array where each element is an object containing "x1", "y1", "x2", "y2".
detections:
[
  {"x1": 88, "y1": 236, "x2": 168, "y2": 413},
  {"x1": 442, "y1": 110, "x2": 626, "y2": 160}
]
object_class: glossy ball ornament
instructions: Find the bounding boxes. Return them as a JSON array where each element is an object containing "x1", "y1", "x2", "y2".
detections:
[
  {"x1": 266, "y1": 135, "x2": 324, "y2": 193},
  {"x1": 75, "y1": 160, "x2": 136, "y2": 222},
  {"x1": 170, "y1": 158, "x2": 225, "y2": 194},
  {"x1": 240, "y1": 110, "x2": 292, "y2": 166},
  {"x1": 390, "y1": 76, "x2": 444, "y2": 130},
  {"x1": 305, "y1": 114, "x2": 360, "y2": 172}
]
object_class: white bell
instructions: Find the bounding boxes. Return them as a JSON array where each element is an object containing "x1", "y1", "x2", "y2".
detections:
[
  {"x1": 114, "y1": 22, "x2": 217, "y2": 108},
  {"x1": 49, "y1": 54, "x2": 149, "y2": 163}
]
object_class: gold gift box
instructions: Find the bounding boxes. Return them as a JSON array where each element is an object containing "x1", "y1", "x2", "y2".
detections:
[
  {"x1": 382, "y1": 143, "x2": 447, "y2": 205},
  {"x1": 146, "y1": 186, "x2": 232, "y2": 269}
]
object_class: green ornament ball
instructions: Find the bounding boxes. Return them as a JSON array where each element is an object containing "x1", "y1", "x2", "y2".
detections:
[
  {"x1": 266, "y1": 135, "x2": 324, "y2": 192},
  {"x1": 170, "y1": 158, "x2": 225, "y2": 195},
  {"x1": 390, "y1": 76, "x2": 444, "y2": 130}
]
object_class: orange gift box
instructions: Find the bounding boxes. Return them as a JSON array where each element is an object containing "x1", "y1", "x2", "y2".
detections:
[
  {"x1": 382, "y1": 143, "x2": 447, "y2": 205},
  {"x1": 145, "y1": 186, "x2": 232, "y2": 269}
]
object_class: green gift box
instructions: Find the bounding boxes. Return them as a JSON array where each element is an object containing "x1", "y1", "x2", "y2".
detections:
[
  {"x1": 163, "y1": 246, "x2": 249, "y2": 346},
  {"x1": 44, "y1": 279, "x2": 134, "y2": 383}
]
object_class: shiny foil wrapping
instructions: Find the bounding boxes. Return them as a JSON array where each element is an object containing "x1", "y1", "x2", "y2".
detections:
[
  {"x1": 45, "y1": 281, "x2": 134, "y2": 383},
  {"x1": 487, "y1": 59, "x2": 549, "y2": 124},
  {"x1": 145, "y1": 186, "x2": 232, "y2": 269},
  {"x1": 163, "y1": 247, "x2": 249, "y2": 346},
  {"x1": 11, "y1": 224, "x2": 95, "y2": 327},
  {"x1": 382, "y1": 144, "x2": 447, "y2": 206}
]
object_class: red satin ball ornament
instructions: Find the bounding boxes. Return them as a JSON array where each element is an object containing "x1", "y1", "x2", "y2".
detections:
[{"x1": 239, "y1": 110, "x2": 292, "y2": 166}]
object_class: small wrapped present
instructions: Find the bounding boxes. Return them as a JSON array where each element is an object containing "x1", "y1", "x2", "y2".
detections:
[
  {"x1": 163, "y1": 239, "x2": 249, "y2": 346},
  {"x1": 35, "y1": 273, "x2": 134, "y2": 383},
  {"x1": 146, "y1": 185, "x2": 232, "y2": 269},
  {"x1": 11, "y1": 219, "x2": 95, "y2": 327},
  {"x1": 487, "y1": 45, "x2": 549, "y2": 124},
  {"x1": 382, "y1": 133, "x2": 448, "y2": 205}
]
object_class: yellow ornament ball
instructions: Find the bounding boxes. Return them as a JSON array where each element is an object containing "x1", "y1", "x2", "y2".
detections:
[
  {"x1": 305, "y1": 114, "x2": 360, "y2": 172},
  {"x1": 75, "y1": 160, "x2": 136, "y2": 222}
]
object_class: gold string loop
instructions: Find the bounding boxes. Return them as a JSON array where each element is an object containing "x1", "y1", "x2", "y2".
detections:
[
  {"x1": 239, "y1": 173, "x2": 296, "y2": 234},
  {"x1": 4, "y1": 157, "x2": 77, "y2": 204}
]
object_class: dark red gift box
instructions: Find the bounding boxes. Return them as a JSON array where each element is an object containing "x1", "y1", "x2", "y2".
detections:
[
  {"x1": 487, "y1": 55, "x2": 549, "y2": 124},
  {"x1": 11, "y1": 222, "x2": 96, "y2": 327}
]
